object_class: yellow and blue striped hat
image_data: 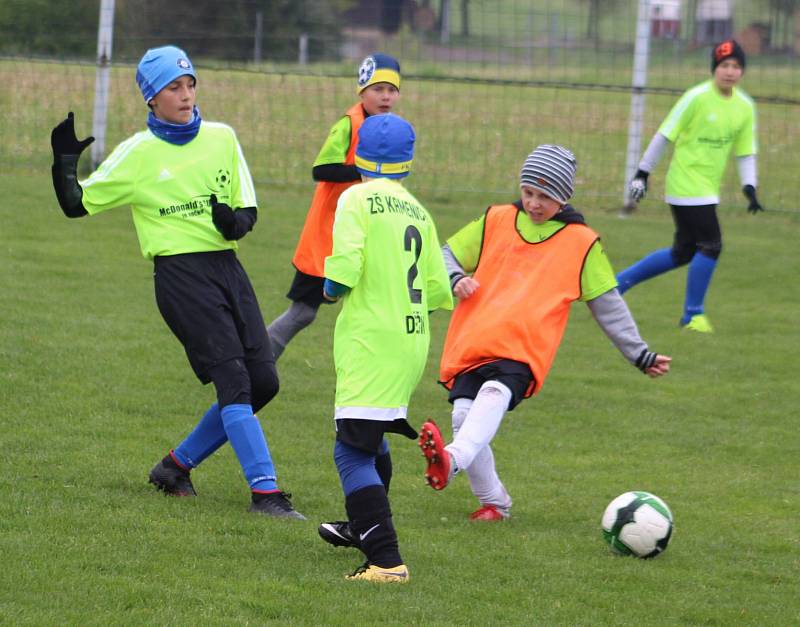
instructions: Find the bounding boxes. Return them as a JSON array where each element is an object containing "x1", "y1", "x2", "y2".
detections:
[
  {"x1": 357, "y1": 53, "x2": 401, "y2": 93},
  {"x1": 355, "y1": 113, "x2": 414, "y2": 179}
]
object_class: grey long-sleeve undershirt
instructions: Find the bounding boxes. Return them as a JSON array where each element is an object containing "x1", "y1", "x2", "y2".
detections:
[
  {"x1": 442, "y1": 244, "x2": 656, "y2": 370},
  {"x1": 586, "y1": 289, "x2": 653, "y2": 367}
]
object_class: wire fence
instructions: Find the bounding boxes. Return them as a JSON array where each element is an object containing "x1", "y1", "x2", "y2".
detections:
[{"x1": 3, "y1": 0, "x2": 799, "y2": 211}]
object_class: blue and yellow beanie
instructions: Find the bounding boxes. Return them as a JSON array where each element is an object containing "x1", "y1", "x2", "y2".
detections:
[
  {"x1": 355, "y1": 113, "x2": 414, "y2": 179},
  {"x1": 136, "y1": 45, "x2": 196, "y2": 103},
  {"x1": 357, "y1": 53, "x2": 401, "y2": 93}
]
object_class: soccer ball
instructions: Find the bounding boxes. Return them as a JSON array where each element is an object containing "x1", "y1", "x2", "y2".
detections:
[{"x1": 601, "y1": 491, "x2": 673, "y2": 558}]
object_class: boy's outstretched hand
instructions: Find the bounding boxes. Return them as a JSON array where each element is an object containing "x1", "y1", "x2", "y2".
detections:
[
  {"x1": 454, "y1": 276, "x2": 480, "y2": 300},
  {"x1": 645, "y1": 354, "x2": 671, "y2": 378},
  {"x1": 51, "y1": 112, "x2": 94, "y2": 156}
]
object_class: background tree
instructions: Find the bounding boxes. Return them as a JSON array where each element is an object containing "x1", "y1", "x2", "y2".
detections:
[{"x1": 0, "y1": 0, "x2": 98, "y2": 57}]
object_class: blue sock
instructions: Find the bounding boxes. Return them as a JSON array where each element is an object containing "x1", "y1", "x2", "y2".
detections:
[
  {"x1": 220, "y1": 404, "x2": 278, "y2": 492},
  {"x1": 616, "y1": 248, "x2": 677, "y2": 294},
  {"x1": 334, "y1": 440, "x2": 382, "y2": 497},
  {"x1": 173, "y1": 403, "x2": 228, "y2": 469},
  {"x1": 682, "y1": 252, "x2": 717, "y2": 324}
]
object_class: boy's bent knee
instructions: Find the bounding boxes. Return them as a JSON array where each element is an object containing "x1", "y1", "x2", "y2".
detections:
[
  {"x1": 696, "y1": 240, "x2": 722, "y2": 260},
  {"x1": 209, "y1": 359, "x2": 252, "y2": 409},
  {"x1": 670, "y1": 244, "x2": 695, "y2": 266},
  {"x1": 249, "y1": 360, "x2": 280, "y2": 412},
  {"x1": 289, "y1": 301, "x2": 318, "y2": 328}
]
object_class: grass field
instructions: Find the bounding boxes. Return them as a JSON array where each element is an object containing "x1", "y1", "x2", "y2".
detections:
[{"x1": 2, "y1": 163, "x2": 799, "y2": 624}]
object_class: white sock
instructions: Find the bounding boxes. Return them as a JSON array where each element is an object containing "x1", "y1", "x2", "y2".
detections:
[
  {"x1": 448, "y1": 390, "x2": 512, "y2": 511},
  {"x1": 448, "y1": 381, "x2": 512, "y2": 470}
]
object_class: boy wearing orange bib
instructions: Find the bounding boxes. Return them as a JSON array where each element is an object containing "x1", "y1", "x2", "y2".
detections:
[
  {"x1": 419, "y1": 145, "x2": 672, "y2": 521},
  {"x1": 267, "y1": 54, "x2": 402, "y2": 359}
]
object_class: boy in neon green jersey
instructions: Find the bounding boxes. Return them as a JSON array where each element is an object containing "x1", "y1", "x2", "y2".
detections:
[
  {"x1": 317, "y1": 113, "x2": 452, "y2": 583},
  {"x1": 619, "y1": 39, "x2": 763, "y2": 333},
  {"x1": 49, "y1": 45, "x2": 303, "y2": 518}
]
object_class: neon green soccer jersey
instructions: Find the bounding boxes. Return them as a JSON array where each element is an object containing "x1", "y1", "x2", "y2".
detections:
[
  {"x1": 447, "y1": 208, "x2": 618, "y2": 301},
  {"x1": 325, "y1": 178, "x2": 453, "y2": 418},
  {"x1": 658, "y1": 80, "x2": 756, "y2": 205},
  {"x1": 80, "y1": 122, "x2": 257, "y2": 260},
  {"x1": 313, "y1": 115, "x2": 352, "y2": 167}
]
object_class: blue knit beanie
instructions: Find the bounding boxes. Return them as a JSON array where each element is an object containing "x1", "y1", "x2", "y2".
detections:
[
  {"x1": 357, "y1": 53, "x2": 401, "y2": 93},
  {"x1": 355, "y1": 113, "x2": 414, "y2": 179},
  {"x1": 136, "y1": 45, "x2": 196, "y2": 103}
]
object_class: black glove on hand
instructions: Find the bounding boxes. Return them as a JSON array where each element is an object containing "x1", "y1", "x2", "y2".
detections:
[
  {"x1": 210, "y1": 194, "x2": 237, "y2": 238},
  {"x1": 210, "y1": 194, "x2": 257, "y2": 240},
  {"x1": 629, "y1": 169, "x2": 649, "y2": 203},
  {"x1": 742, "y1": 185, "x2": 764, "y2": 214},
  {"x1": 51, "y1": 112, "x2": 94, "y2": 156}
]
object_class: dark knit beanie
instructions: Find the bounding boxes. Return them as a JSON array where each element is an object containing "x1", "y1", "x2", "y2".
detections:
[
  {"x1": 711, "y1": 39, "x2": 746, "y2": 73},
  {"x1": 519, "y1": 144, "x2": 577, "y2": 203}
]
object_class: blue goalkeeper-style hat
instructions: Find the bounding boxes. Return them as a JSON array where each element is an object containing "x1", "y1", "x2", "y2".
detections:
[
  {"x1": 357, "y1": 53, "x2": 401, "y2": 93},
  {"x1": 355, "y1": 113, "x2": 414, "y2": 179},
  {"x1": 136, "y1": 45, "x2": 196, "y2": 103}
]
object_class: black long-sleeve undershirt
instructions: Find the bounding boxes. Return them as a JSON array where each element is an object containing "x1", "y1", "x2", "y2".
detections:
[{"x1": 311, "y1": 163, "x2": 360, "y2": 183}]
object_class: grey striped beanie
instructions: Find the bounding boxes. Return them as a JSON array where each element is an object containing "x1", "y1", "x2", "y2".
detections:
[{"x1": 519, "y1": 144, "x2": 577, "y2": 203}]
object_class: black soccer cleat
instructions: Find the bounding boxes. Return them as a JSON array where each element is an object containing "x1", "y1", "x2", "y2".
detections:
[
  {"x1": 249, "y1": 491, "x2": 306, "y2": 520},
  {"x1": 318, "y1": 520, "x2": 360, "y2": 549},
  {"x1": 148, "y1": 454, "x2": 197, "y2": 497}
]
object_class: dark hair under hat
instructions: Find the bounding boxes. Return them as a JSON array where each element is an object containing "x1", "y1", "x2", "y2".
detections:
[{"x1": 711, "y1": 39, "x2": 746, "y2": 73}]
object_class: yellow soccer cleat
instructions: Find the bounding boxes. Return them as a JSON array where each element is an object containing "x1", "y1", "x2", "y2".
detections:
[
  {"x1": 682, "y1": 314, "x2": 714, "y2": 334},
  {"x1": 346, "y1": 563, "x2": 410, "y2": 584}
]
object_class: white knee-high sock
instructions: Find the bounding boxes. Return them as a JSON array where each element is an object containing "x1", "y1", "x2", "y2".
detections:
[
  {"x1": 446, "y1": 380, "x2": 512, "y2": 473},
  {"x1": 450, "y1": 392, "x2": 512, "y2": 511}
]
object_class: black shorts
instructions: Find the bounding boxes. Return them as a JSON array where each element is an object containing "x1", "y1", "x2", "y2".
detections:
[
  {"x1": 286, "y1": 269, "x2": 326, "y2": 307},
  {"x1": 670, "y1": 204, "x2": 721, "y2": 249},
  {"x1": 447, "y1": 359, "x2": 534, "y2": 411},
  {"x1": 336, "y1": 418, "x2": 418, "y2": 454},
  {"x1": 154, "y1": 250, "x2": 273, "y2": 384}
]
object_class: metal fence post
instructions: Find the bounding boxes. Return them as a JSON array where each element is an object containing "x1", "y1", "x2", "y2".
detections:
[
  {"x1": 621, "y1": 0, "x2": 652, "y2": 216},
  {"x1": 91, "y1": 0, "x2": 115, "y2": 170}
]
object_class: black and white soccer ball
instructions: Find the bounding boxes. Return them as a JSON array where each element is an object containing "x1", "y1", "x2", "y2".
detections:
[{"x1": 601, "y1": 491, "x2": 673, "y2": 558}]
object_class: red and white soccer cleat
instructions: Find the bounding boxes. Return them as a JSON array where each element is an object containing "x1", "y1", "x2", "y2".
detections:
[
  {"x1": 419, "y1": 420, "x2": 451, "y2": 490},
  {"x1": 469, "y1": 504, "x2": 510, "y2": 521}
]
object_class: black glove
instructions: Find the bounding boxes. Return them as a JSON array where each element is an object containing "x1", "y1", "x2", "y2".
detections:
[
  {"x1": 210, "y1": 194, "x2": 257, "y2": 240},
  {"x1": 742, "y1": 185, "x2": 764, "y2": 214},
  {"x1": 629, "y1": 169, "x2": 649, "y2": 203},
  {"x1": 51, "y1": 112, "x2": 94, "y2": 156}
]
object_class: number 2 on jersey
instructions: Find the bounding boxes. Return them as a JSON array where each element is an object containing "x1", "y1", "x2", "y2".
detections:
[{"x1": 404, "y1": 225, "x2": 422, "y2": 304}]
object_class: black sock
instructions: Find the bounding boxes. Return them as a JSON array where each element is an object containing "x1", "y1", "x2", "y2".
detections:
[
  {"x1": 375, "y1": 451, "x2": 392, "y2": 494},
  {"x1": 345, "y1": 485, "x2": 402, "y2": 568}
]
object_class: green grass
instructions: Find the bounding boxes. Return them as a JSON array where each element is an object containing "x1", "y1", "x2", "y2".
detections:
[{"x1": 2, "y1": 167, "x2": 799, "y2": 624}]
